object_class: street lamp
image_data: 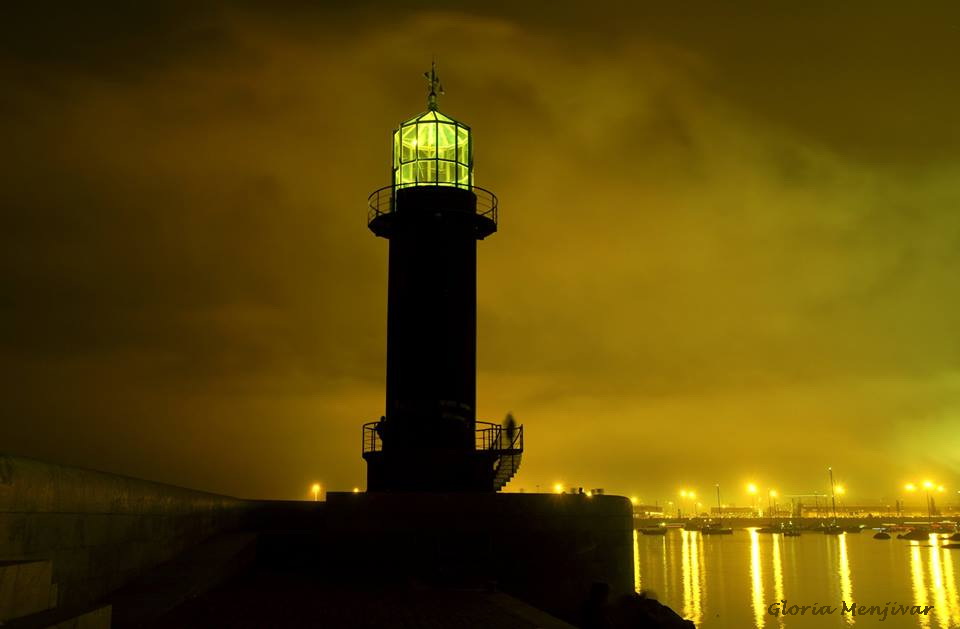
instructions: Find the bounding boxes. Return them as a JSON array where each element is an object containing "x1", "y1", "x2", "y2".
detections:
[
  {"x1": 311, "y1": 483, "x2": 321, "y2": 502},
  {"x1": 747, "y1": 483, "x2": 758, "y2": 517},
  {"x1": 834, "y1": 485, "x2": 845, "y2": 515},
  {"x1": 923, "y1": 481, "x2": 935, "y2": 522},
  {"x1": 905, "y1": 483, "x2": 918, "y2": 518},
  {"x1": 901, "y1": 483, "x2": 918, "y2": 518},
  {"x1": 906, "y1": 480, "x2": 943, "y2": 523}
]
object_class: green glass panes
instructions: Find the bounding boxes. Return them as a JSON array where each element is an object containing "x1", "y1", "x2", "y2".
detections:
[
  {"x1": 417, "y1": 160, "x2": 436, "y2": 182},
  {"x1": 401, "y1": 125, "x2": 417, "y2": 164},
  {"x1": 437, "y1": 124, "x2": 456, "y2": 160},
  {"x1": 437, "y1": 161, "x2": 455, "y2": 182},
  {"x1": 417, "y1": 123, "x2": 436, "y2": 159},
  {"x1": 392, "y1": 109, "x2": 472, "y2": 189},
  {"x1": 457, "y1": 127, "x2": 469, "y2": 164}
]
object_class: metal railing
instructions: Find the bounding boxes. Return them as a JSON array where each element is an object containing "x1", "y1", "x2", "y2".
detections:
[
  {"x1": 366, "y1": 184, "x2": 498, "y2": 227},
  {"x1": 475, "y1": 421, "x2": 501, "y2": 451},
  {"x1": 476, "y1": 420, "x2": 523, "y2": 452},
  {"x1": 362, "y1": 419, "x2": 522, "y2": 455},
  {"x1": 362, "y1": 421, "x2": 383, "y2": 453}
]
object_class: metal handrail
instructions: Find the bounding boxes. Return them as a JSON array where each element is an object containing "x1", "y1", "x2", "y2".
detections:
[
  {"x1": 474, "y1": 421, "x2": 501, "y2": 450},
  {"x1": 362, "y1": 420, "x2": 522, "y2": 455},
  {"x1": 366, "y1": 184, "x2": 498, "y2": 227},
  {"x1": 509, "y1": 424, "x2": 524, "y2": 452},
  {"x1": 362, "y1": 421, "x2": 382, "y2": 453}
]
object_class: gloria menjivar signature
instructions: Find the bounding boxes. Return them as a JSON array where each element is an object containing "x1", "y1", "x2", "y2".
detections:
[{"x1": 768, "y1": 600, "x2": 934, "y2": 622}]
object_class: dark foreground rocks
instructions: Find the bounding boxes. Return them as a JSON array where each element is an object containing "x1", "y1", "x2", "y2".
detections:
[{"x1": 581, "y1": 583, "x2": 695, "y2": 629}]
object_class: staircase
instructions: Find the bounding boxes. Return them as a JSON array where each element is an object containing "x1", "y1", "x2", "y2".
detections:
[
  {"x1": 493, "y1": 449, "x2": 523, "y2": 492},
  {"x1": 476, "y1": 422, "x2": 523, "y2": 492}
]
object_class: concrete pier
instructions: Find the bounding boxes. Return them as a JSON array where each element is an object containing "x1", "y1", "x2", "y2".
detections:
[
  {"x1": 1, "y1": 454, "x2": 637, "y2": 627},
  {"x1": 0, "y1": 454, "x2": 248, "y2": 625},
  {"x1": 265, "y1": 491, "x2": 635, "y2": 624}
]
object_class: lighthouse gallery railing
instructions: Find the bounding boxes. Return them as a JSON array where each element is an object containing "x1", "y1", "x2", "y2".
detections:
[
  {"x1": 367, "y1": 184, "x2": 498, "y2": 227},
  {"x1": 362, "y1": 420, "x2": 522, "y2": 455}
]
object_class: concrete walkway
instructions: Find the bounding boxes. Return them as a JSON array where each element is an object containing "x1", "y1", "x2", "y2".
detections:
[{"x1": 152, "y1": 571, "x2": 575, "y2": 629}]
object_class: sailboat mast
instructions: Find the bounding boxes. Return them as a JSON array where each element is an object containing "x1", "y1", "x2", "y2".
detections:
[
  {"x1": 829, "y1": 467, "x2": 838, "y2": 523},
  {"x1": 715, "y1": 484, "x2": 722, "y2": 519}
]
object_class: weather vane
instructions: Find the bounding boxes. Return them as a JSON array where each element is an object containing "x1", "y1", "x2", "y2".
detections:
[{"x1": 424, "y1": 58, "x2": 444, "y2": 111}]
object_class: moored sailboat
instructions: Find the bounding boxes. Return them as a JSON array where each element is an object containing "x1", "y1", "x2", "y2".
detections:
[
  {"x1": 701, "y1": 484, "x2": 733, "y2": 534},
  {"x1": 823, "y1": 466, "x2": 843, "y2": 534}
]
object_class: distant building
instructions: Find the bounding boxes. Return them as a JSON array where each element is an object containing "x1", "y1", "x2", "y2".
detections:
[
  {"x1": 710, "y1": 506, "x2": 754, "y2": 516},
  {"x1": 632, "y1": 504, "x2": 664, "y2": 517}
]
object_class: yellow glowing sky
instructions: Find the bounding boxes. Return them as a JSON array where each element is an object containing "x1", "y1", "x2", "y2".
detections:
[{"x1": 1, "y1": 3, "x2": 958, "y2": 502}]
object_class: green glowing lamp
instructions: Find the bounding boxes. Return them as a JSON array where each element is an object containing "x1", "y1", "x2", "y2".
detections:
[{"x1": 392, "y1": 61, "x2": 473, "y2": 190}]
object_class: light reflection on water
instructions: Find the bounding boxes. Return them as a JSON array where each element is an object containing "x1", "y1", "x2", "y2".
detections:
[
  {"x1": 928, "y1": 536, "x2": 948, "y2": 627},
  {"x1": 680, "y1": 530, "x2": 704, "y2": 626},
  {"x1": 750, "y1": 529, "x2": 765, "y2": 628},
  {"x1": 942, "y1": 541, "x2": 960, "y2": 626},
  {"x1": 633, "y1": 529, "x2": 641, "y2": 593},
  {"x1": 635, "y1": 528, "x2": 960, "y2": 628},
  {"x1": 772, "y1": 533, "x2": 785, "y2": 629},
  {"x1": 837, "y1": 534, "x2": 855, "y2": 625},
  {"x1": 910, "y1": 542, "x2": 932, "y2": 629}
]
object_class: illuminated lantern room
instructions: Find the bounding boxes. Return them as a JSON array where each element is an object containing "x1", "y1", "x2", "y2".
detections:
[{"x1": 392, "y1": 66, "x2": 472, "y2": 190}]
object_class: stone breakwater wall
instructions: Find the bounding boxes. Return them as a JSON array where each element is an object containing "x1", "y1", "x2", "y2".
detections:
[{"x1": 0, "y1": 454, "x2": 248, "y2": 611}]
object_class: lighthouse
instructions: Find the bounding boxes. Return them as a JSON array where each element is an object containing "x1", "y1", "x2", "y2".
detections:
[{"x1": 362, "y1": 64, "x2": 522, "y2": 492}]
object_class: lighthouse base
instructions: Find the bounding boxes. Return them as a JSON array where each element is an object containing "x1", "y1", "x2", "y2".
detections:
[
  {"x1": 363, "y1": 449, "x2": 498, "y2": 492},
  {"x1": 269, "y1": 492, "x2": 635, "y2": 626}
]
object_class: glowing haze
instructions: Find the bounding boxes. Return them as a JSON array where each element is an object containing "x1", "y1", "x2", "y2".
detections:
[{"x1": 1, "y1": 3, "x2": 958, "y2": 502}]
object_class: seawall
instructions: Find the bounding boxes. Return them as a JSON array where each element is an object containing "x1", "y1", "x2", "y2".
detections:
[
  {"x1": 1, "y1": 455, "x2": 637, "y2": 626},
  {"x1": 0, "y1": 454, "x2": 248, "y2": 612}
]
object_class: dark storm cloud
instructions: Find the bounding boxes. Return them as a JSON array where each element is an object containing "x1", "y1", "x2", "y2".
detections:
[
  {"x1": 2, "y1": 2, "x2": 959, "y2": 500},
  {"x1": 0, "y1": 3, "x2": 231, "y2": 80}
]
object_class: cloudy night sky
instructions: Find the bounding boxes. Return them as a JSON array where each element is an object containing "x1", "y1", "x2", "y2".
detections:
[{"x1": 2, "y1": 2, "x2": 958, "y2": 503}]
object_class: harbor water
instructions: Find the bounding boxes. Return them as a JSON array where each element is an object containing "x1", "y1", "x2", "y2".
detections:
[{"x1": 634, "y1": 528, "x2": 960, "y2": 628}]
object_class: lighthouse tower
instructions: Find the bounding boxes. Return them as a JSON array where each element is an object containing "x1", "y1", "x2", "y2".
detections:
[{"x1": 362, "y1": 64, "x2": 522, "y2": 492}]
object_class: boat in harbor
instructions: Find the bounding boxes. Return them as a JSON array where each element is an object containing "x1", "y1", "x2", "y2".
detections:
[
  {"x1": 699, "y1": 485, "x2": 733, "y2": 534},
  {"x1": 758, "y1": 521, "x2": 801, "y2": 535},
  {"x1": 781, "y1": 520, "x2": 802, "y2": 536},
  {"x1": 823, "y1": 467, "x2": 843, "y2": 534},
  {"x1": 901, "y1": 528, "x2": 932, "y2": 541},
  {"x1": 701, "y1": 522, "x2": 733, "y2": 535},
  {"x1": 639, "y1": 525, "x2": 668, "y2": 535}
]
